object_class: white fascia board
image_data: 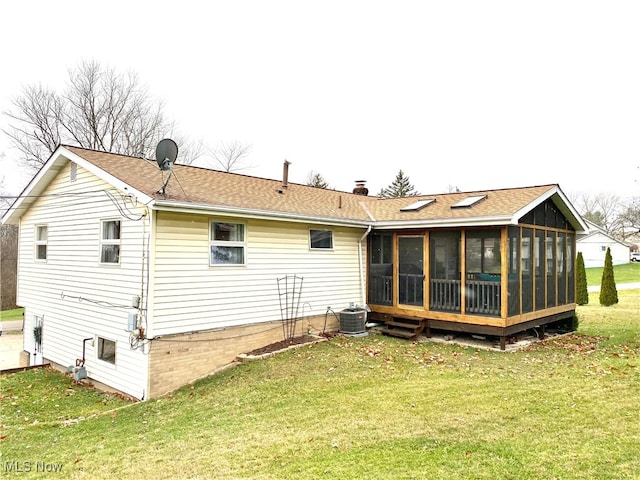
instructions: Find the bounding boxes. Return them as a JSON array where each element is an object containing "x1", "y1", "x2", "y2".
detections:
[
  {"x1": 151, "y1": 200, "x2": 372, "y2": 228},
  {"x1": 579, "y1": 230, "x2": 631, "y2": 247},
  {"x1": 1, "y1": 147, "x2": 65, "y2": 224}
]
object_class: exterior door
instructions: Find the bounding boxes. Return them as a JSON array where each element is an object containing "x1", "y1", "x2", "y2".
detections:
[{"x1": 398, "y1": 236, "x2": 424, "y2": 306}]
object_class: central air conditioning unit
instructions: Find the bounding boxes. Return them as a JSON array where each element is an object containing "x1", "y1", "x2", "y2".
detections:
[{"x1": 339, "y1": 308, "x2": 368, "y2": 336}]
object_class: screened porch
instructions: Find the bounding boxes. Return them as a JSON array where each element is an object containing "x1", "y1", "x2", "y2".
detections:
[{"x1": 367, "y1": 207, "x2": 576, "y2": 321}]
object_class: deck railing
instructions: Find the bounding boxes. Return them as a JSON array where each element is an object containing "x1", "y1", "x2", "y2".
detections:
[
  {"x1": 430, "y1": 279, "x2": 461, "y2": 312},
  {"x1": 370, "y1": 276, "x2": 501, "y2": 317},
  {"x1": 464, "y1": 280, "x2": 501, "y2": 316},
  {"x1": 369, "y1": 274, "x2": 392, "y2": 305},
  {"x1": 399, "y1": 273, "x2": 424, "y2": 305}
]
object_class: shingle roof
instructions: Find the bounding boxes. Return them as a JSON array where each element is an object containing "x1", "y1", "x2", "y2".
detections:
[{"x1": 4, "y1": 145, "x2": 585, "y2": 231}]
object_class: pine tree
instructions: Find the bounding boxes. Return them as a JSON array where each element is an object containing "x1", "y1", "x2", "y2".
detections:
[
  {"x1": 599, "y1": 247, "x2": 618, "y2": 306},
  {"x1": 377, "y1": 170, "x2": 420, "y2": 198},
  {"x1": 306, "y1": 172, "x2": 330, "y2": 189},
  {"x1": 575, "y1": 251, "x2": 589, "y2": 305}
]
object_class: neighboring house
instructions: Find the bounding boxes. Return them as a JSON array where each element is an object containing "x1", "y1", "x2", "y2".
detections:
[
  {"x1": 576, "y1": 219, "x2": 631, "y2": 268},
  {"x1": 1, "y1": 145, "x2": 588, "y2": 400}
]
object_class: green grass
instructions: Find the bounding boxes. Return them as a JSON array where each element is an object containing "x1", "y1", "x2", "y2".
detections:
[
  {"x1": 0, "y1": 307, "x2": 24, "y2": 322},
  {"x1": 1, "y1": 290, "x2": 639, "y2": 479},
  {"x1": 586, "y1": 262, "x2": 640, "y2": 286}
]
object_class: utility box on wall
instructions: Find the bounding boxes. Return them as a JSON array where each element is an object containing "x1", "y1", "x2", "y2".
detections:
[
  {"x1": 339, "y1": 308, "x2": 367, "y2": 336},
  {"x1": 127, "y1": 313, "x2": 138, "y2": 332}
]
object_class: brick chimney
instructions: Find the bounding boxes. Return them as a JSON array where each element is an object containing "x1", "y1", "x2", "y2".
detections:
[{"x1": 353, "y1": 180, "x2": 368, "y2": 196}]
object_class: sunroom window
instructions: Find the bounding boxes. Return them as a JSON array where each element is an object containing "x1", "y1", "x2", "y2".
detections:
[
  {"x1": 210, "y1": 221, "x2": 246, "y2": 265},
  {"x1": 465, "y1": 230, "x2": 501, "y2": 278}
]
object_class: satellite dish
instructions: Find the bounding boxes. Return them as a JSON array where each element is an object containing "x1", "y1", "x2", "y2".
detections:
[{"x1": 155, "y1": 138, "x2": 178, "y2": 171}]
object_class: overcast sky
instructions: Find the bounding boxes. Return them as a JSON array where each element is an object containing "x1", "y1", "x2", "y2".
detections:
[{"x1": 1, "y1": 1, "x2": 638, "y2": 200}]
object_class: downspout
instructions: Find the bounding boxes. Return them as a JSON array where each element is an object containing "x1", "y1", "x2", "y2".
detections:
[{"x1": 358, "y1": 226, "x2": 372, "y2": 310}]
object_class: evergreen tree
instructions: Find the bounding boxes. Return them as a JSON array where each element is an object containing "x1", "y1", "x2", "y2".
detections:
[
  {"x1": 575, "y1": 251, "x2": 589, "y2": 305},
  {"x1": 306, "y1": 171, "x2": 330, "y2": 189},
  {"x1": 377, "y1": 170, "x2": 420, "y2": 198},
  {"x1": 599, "y1": 247, "x2": 618, "y2": 306}
]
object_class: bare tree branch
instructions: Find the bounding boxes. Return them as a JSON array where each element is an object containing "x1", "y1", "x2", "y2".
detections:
[
  {"x1": 2, "y1": 59, "x2": 198, "y2": 172},
  {"x1": 206, "y1": 140, "x2": 253, "y2": 172}
]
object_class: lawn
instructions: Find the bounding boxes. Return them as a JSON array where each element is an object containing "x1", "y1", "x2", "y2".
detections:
[
  {"x1": 0, "y1": 308, "x2": 23, "y2": 322},
  {"x1": 585, "y1": 261, "x2": 640, "y2": 286},
  {"x1": 1, "y1": 290, "x2": 638, "y2": 479}
]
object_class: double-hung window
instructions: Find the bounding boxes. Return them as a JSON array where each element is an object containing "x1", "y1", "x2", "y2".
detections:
[
  {"x1": 35, "y1": 225, "x2": 48, "y2": 260},
  {"x1": 210, "y1": 221, "x2": 246, "y2": 265},
  {"x1": 100, "y1": 219, "x2": 121, "y2": 264},
  {"x1": 310, "y1": 229, "x2": 333, "y2": 249}
]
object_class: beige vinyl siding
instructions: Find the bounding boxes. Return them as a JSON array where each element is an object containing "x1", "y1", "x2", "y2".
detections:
[
  {"x1": 16, "y1": 162, "x2": 149, "y2": 399},
  {"x1": 151, "y1": 212, "x2": 366, "y2": 336}
]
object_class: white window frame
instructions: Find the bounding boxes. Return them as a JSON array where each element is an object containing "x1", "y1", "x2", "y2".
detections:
[
  {"x1": 97, "y1": 336, "x2": 116, "y2": 365},
  {"x1": 209, "y1": 221, "x2": 246, "y2": 266},
  {"x1": 100, "y1": 219, "x2": 121, "y2": 265},
  {"x1": 310, "y1": 229, "x2": 334, "y2": 250},
  {"x1": 35, "y1": 225, "x2": 48, "y2": 261}
]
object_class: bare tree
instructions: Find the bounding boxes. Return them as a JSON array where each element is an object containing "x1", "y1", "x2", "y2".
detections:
[
  {"x1": 617, "y1": 196, "x2": 640, "y2": 240},
  {"x1": 0, "y1": 223, "x2": 18, "y2": 310},
  {"x1": 0, "y1": 169, "x2": 19, "y2": 309},
  {"x1": 0, "y1": 170, "x2": 13, "y2": 215},
  {"x1": 206, "y1": 140, "x2": 253, "y2": 172},
  {"x1": 572, "y1": 192, "x2": 624, "y2": 235},
  {"x1": 3, "y1": 60, "x2": 196, "y2": 172}
]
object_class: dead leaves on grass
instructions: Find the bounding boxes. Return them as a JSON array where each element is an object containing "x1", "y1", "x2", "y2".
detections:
[
  {"x1": 525, "y1": 333, "x2": 638, "y2": 377},
  {"x1": 332, "y1": 333, "x2": 638, "y2": 380}
]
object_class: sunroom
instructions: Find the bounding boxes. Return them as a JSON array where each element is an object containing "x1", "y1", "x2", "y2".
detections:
[{"x1": 366, "y1": 194, "x2": 583, "y2": 349}]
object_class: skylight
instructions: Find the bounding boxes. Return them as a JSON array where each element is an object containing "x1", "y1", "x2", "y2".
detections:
[
  {"x1": 400, "y1": 198, "x2": 435, "y2": 212},
  {"x1": 451, "y1": 195, "x2": 487, "y2": 208}
]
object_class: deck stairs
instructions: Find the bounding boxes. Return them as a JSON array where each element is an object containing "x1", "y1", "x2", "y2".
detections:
[{"x1": 380, "y1": 317, "x2": 426, "y2": 341}]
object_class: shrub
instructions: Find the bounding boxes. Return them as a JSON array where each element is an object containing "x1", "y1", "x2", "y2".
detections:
[
  {"x1": 575, "y1": 251, "x2": 589, "y2": 305},
  {"x1": 599, "y1": 247, "x2": 619, "y2": 306}
]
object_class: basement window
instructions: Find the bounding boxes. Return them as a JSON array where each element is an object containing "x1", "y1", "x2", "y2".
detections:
[
  {"x1": 97, "y1": 337, "x2": 116, "y2": 364},
  {"x1": 310, "y1": 229, "x2": 333, "y2": 249},
  {"x1": 35, "y1": 225, "x2": 48, "y2": 261},
  {"x1": 100, "y1": 219, "x2": 121, "y2": 264},
  {"x1": 210, "y1": 221, "x2": 246, "y2": 265}
]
